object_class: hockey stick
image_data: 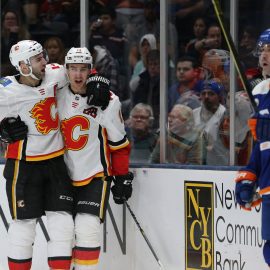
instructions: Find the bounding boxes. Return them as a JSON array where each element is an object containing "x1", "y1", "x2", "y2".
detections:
[
  {"x1": 211, "y1": 0, "x2": 258, "y2": 112},
  {"x1": 124, "y1": 201, "x2": 165, "y2": 270}
]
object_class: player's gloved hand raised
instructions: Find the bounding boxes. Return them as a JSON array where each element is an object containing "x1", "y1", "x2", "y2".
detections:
[
  {"x1": 0, "y1": 116, "x2": 28, "y2": 143},
  {"x1": 111, "y1": 172, "x2": 134, "y2": 204},
  {"x1": 86, "y1": 74, "x2": 110, "y2": 110}
]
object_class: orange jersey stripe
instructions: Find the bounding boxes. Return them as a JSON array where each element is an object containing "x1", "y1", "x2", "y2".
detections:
[
  {"x1": 26, "y1": 148, "x2": 65, "y2": 161},
  {"x1": 12, "y1": 160, "x2": 20, "y2": 219},
  {"x1": 72, "y1": 172, "x2": 104, "y2": 186},
  {"x1": 102, "y1": 128, "x2": 112, "y2": 175},
  {"x1": 109, "y1": 139, "x2": 129, "y2": 151},
  {"x1": 73, "y1": 258, "x2": 99, "y2": 266},
  {"x1": 100, "y1": 180, "x2": 108, "y2": 219},
  {"x1": 259, "y1": 186, "x2": 270, "y2": 195},
  {"x1": 235, "y1": 171, "x2": 257, "y2": 182}
]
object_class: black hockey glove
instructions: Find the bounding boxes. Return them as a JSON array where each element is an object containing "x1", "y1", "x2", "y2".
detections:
[
  {"x1": 111, "y1": 172, "x2": 134, "y2": 204},
  {"x1": 0, "y1": 116, "x2": 28, "y2": 143},
  {"x1": 86, "y1": 74, "x2": 111, "y2": 110}
]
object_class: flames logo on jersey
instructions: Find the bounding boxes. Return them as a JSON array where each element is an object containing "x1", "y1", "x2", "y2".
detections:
[
  {"x1": 61, "y1": 116, "x2": 90, "y2": 151},
  {"x1": 30, "y1": 97, "x2": 59, "y2": 134}
]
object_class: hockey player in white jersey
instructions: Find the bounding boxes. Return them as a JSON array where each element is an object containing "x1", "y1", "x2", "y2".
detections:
[
  {"x1": 0, "y1": 40, "x2": 111, "y2": 270},
  {"x1": 57, "y1": 47, "x2": 133, "y2": 270}
]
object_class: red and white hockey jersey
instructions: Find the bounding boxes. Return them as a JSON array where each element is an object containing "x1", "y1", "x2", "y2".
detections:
[
  {"x1": 0, "y1": 63, "x2": 67, "y2": 161},
  {"x1": 57, "y1": 87, "x2": 130, "y2": 186}
]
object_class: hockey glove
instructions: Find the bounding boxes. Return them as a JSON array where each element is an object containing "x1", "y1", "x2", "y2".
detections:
[
  {"x1": 235, "y1": 170, "x2": 258, "y2": 209},
  {"x1": 0, "y1": 116, "x2": 28, "y2": 143},
  {"x1": 235, "y1": 180, "x2": 256, "y2": 206},
  {"x1": 111, "y1": 172, "x2": 134, "y2": 204},
  {"x1": 86, "y1": 74, "x2": 111, "y2": 110}
]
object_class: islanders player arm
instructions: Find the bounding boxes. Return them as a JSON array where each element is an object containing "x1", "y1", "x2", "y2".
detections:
[
  {"x1": 103, "y1": 94, "x2": 133, "y2": 204},
  {"x1": 235, "y1": 140, "x2": 261, "y2": 210}
]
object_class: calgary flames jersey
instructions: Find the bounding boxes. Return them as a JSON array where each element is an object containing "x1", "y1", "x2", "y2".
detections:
[
  {"x1": 57, "y1": 87, "x2": 129, "y2": 186},
  {"x1": 0, "y1": 63, "x2": 67, "y2": 161}
]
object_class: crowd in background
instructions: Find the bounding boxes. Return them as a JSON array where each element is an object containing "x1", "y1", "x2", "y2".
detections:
[{"x1": 0, "y1": 0, "x2": 269, "y2": 165}]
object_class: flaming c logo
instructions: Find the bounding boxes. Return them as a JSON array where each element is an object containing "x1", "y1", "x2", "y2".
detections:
[
  {"x1": 30, "y1": 97, "x2": 59, "y2": 134},
  {"x1": 61, "y1": 116, "x2": 90, "y2": 151}
]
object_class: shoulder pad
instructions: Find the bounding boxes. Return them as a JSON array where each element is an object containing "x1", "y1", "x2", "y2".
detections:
[
  {"x1": 45, "y1": 64, "x2": 67, "y2": 88},
  {"x1": 108, "y1": 91, "x2": 120, "y2": 106},
  {"x1": 45, "y1": 63, "x2": 65, "y2": 77},
  {"x1": 0, "y1": 77, "x2": 12, "y2": 87},
  {"x1": 252, "y1": 79, "x2": 270, "y2": 95},
  {"x1": 102, "y1": 92, "x2": 121, "y2": 114},
  {"x1": 109, "y1": 91, "x2": 117, "y2": 100}
]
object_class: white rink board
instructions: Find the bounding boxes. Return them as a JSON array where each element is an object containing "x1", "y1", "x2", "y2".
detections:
[{"x1": 0, "y1": 165, "x2": 267, "y2": 270}]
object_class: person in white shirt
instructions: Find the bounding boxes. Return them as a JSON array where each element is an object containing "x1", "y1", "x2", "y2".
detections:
[{"x1": 193, "y1": 79, "x2": 228, "y2": 165}]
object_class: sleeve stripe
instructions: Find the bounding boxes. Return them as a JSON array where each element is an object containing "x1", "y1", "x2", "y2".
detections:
[
  {"x1": 98, "y1": 126, "x2": 109, "y2": 175},
  {"x1": 108, "y1": 135, "x2": 128, "y2": 147},
  {"x1": 109, "y1": 140, "x2": 129, "y2": 151}
]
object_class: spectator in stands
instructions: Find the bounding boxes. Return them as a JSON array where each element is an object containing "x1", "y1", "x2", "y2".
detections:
[
  {"x1": 37, "y1": 1, "x2": 69, "y2": 43},
  {"x1": 170, "y1": 0, "x2": 205, "y2": 54},
  {"x1": 185, "y1": 16, "x2": 208, "y2": 59},
  {"x1": 140, "y1": 0, "x2": 178, "y2": 63},
  {"x1": 89, "y1": 6, "x2": 128, "y2": 68},
  {"x1": 127, "y1": 0, "x2": 178, "y2": 68},
  {"x1": 90, "y1": 0, "x2": 106, "y2": 21},
  {"x1": 193, "y1": 79, "x2": 228, "y2": 165},
  {"x1": 168, "y1": 56, "x2": 201, "y2": 112},
  {"x1": 114, "y1": 0, "x2": 145, "y2": 44},
  {"x1": 130, "y1": 33, "x2": 157, "y2": 79},
  {"x1": 151, "y1": 104, "x2": 202, "y2": 164},
  {"x1": 132, "y1": 49, "x2": 160, "y2": 129},
  {"x1": 40, "y1": 0, "x2": 65, "y2": 22},
  {"x1": 219, "y1": 91, "x2": 254, "y2": 166},
  {"x1": 43, "y1": 36, "x2": 65, "y2": 64},
  {"x1": 22, "y1": 0, "x2": 40, "y2": 28},
  {"x1": 197, "y1": 23, "x2": 222, "y2": 50},
  {"x1": 126, "y1": 103, "x2": 157, "y2": 163},
  {"x1": 40, "y1": 1, "x2": 79, "y2": 26},
  {"x1": 201, "y1": 49, "x2": 230, "y2": 95},
  {"x1": 239, "y1": 25, "x2": 258, "y2": 69},
  {"x1": 1, "y1": 9, "x2": 31, "y2": 64},
  {"x1": 193, "y1": 23, "x2": 223, "y2": 63}
]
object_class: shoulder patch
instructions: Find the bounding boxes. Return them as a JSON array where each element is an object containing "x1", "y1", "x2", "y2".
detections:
[{"x1": 0, "y1": 77, "x2": 12, "y2": 87}]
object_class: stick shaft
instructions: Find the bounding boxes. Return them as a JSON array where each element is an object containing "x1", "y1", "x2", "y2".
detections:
[
  {"x1": 212, "y1": 0, "x2": 258, "y2": 111},
  {"x1": 125, "y1": 201, "x2": 165, "y2": 269}
]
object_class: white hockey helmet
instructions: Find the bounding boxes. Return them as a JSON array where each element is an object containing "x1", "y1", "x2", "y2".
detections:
[
  {"x1": 65, "y1": 47, "x2": 93, "y2": 68},
  {"x1": 9, "y1": 40, "x2": 45, "y2": 70}
]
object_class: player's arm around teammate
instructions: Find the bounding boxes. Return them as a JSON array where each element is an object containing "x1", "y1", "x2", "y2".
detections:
[{"x1": 0, "y1": 40, "x2": 75, "y2": 270}]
